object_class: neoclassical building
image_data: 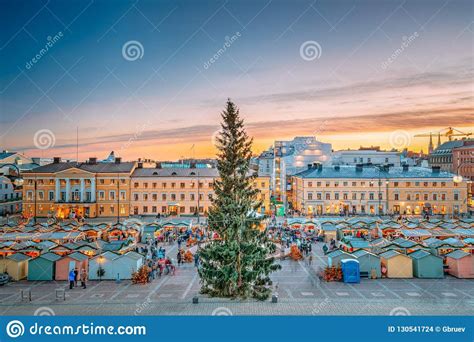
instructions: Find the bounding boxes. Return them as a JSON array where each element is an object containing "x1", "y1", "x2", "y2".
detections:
[
  {"x1": 291, "y1": 164, "x2": 468, "y2": 216},
  {"x1": 130, "y1": 165, "x2": 271, "y2": 216},
  {"x1": 22, "y1": 157, "x2": 136, "y2": 219}
]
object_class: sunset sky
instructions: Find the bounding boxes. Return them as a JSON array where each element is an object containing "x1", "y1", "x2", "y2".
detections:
[{"x1": 1, "y1": 0, "x2": 473, "y2": 161}]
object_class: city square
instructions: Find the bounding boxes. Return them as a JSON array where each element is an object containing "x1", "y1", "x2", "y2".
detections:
[{"x1": 1, "y1": 235, "x2": 473, "y2": 316}]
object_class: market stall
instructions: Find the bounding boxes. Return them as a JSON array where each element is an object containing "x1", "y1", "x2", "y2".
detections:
[{"x1": 409, "y1": 250, "x2": 444, "y2": 279}]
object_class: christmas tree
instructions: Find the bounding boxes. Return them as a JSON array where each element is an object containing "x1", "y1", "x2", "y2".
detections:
[{"x1": 198, "y1": 99, "x2": 281, "y2": 300}]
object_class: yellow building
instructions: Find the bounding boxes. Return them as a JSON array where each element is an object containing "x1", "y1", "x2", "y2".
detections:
[
  {"x1": 22, "y1": 157, "x2": 136, "y2": 219},
  {"x1": 130, "y1": 166, "x2": 271, "y2": 216},
  {"x1": 291, "y1": 164, "x2": 468, "y2": 216}
]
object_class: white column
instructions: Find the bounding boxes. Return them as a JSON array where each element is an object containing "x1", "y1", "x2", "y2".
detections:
[
  {"x1": 80, "y1": 178, "x2": 85, "y2": 202},
  {"x1": 65, "y1": 178, "x2": 70, "y2": 202},
  {"x1": 91, "y1": 178, "x2": 96, "y2": 202},
  {"x1": 55, "y1": 179, "x2": 60, "y2": 202}
]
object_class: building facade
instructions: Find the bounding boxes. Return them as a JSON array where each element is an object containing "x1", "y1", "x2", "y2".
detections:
[
  {"x1": 0, "y1": 176, "x2": 22, "y2": 216},
  {"x1": 130, "y1": 166, "x2": 271, "y2": 216},
  {"x1": 291, "y1": 164, "x2": 468, "y2": 216},
  {"x1": 332, "y1": 149, "x2": 401, "y2": 166},
  {"x1": 429, "y1": 139, "x2": 474, "y2": 172},
  {"x1": 22, "y1": 158, "x2": 136, "y2": 219},
  {"x1": 273, "y1": 136, "x2": 332, "y2": 204}
]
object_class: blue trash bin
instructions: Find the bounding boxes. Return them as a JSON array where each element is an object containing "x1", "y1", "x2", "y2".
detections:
[{"x1": 341, "y1": 259, "x2": 360, "y2": 283}]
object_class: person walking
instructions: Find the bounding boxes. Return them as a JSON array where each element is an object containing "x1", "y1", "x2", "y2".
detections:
[
  {"x1": 68, "y1": 270, "x2": 75, "y2": 289},
  {"x1": 74, "y1": 268, "x2": 79, "y2": 287},
  {"x1": 177, "y1": 250, "x2": 182, "y2": 266},
  {"x1": 194, "y1": 252, "x2": 200, "y2": 268},
  {"x1": 80, "y1": 269, "x2": 87, "y2": 289}
]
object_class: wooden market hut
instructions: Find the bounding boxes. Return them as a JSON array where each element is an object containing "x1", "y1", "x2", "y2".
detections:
[
  {"x1": 28, "y1": 252, "x2": 62, "y2": 281},
  {"x1": 319, "y1": 223, "x2": 338, "y2": 243},
  {"x1": 3, "y1": 253, "x2": 30, "y2": 280},
  {"x1": 55, "y1": 252, "x2": 89, "y2": 281},
  {"x1": 445, "y1": 250, "x2": 474, "y2": 279},
  {"x1": 379, "y1": 250, "x2": 413, "y2": 278},
  {"x1": 409, "y1": 250, "x2": 444, "y2": 279},
  {"x1": 88, "y1": 251, "x2": 120, "y2": 280},
  {"x1": 352, "y1": 249, "x2": 381, "y2": 278},
  {"x1": 114, "y1": 251, "x2": 143, "y2": 280},
  {"x1": 327, "y1": 249, "x2": 355, "y2": 267}
]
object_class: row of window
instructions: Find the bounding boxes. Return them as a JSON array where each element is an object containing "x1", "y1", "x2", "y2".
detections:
[
  {"x1": 393, "y1": 193, "x2": 459, "y2": 201},
  {"x1": 133, "y1": 193, "x2": 211, "y2": 201},
  {"x1": 26, "y1": 190, "x2": 126, "y2": 201},
  {"x1": 305, "y1": 180, "x2": 449, "y2": 187},
  {"x1": 307, "y1": 192, "x2": 383, "y2": 201},
  {"x1": 2, "y1": 193, "x2": 21, "y2": 200},
  {"x1": 26, "y1": 179, "x2": 126, "y2": 185},
  {"x1": 135, "y1": 206, "x2": 205, "y2": 214}
]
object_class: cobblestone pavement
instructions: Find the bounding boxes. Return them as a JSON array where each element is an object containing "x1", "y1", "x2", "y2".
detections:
[{"x1": 0, "y1": 241, "x2": 472, "y2": 316}]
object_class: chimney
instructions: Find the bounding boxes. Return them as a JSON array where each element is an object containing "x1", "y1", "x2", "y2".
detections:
[
  {"x1": 115, "y1": 157, "x2": 121, "y2": 164},
  {"x1": 155, "y1": 162, "x2": 162, "y2": 169},
  {"x1": 88, "y1": 157, "x2": 97, "y2": 165},
  {"x1": 402, "y1": 164, "x2": 409, "y2": 171},
  {"x1": 190, "y1": 162, "x2": 196, "y2": 169},
  {"x1": 432, "y1": 166, "x2": 441, "y2": 174},
  {"x1": 334, "y1": 165, "x2": 340, "y2": 171},
  {"x1": 53, "y1": 157, "x2": 61, "y2": 164},
  {"x1": 137, "y1": 162, "x2": 143, "y2": 169},
  {"x1": 355, "y1": 164, "x2": 363, "y2": 172},
  {"x1": 307, "y1": 164, "x2": 313, "y2": 170}
]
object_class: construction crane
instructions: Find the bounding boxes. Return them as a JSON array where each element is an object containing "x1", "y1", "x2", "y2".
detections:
[{"x1": 414, "y1": 127, "x2": 472, "y2": 153}]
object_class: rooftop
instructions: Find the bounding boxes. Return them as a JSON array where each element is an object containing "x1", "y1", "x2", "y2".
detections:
[{"x1": 24, "y1": 161, "x2": 136, "y2": 174}]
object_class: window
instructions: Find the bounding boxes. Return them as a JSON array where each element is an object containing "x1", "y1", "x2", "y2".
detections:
[
  {"x1": 454, "y1": 193, "x2": 459, "y2": 201},
  {"x1": 308, "y1": 193, "x2": 313, "y2": 200},
  {"x1": 144, "y1": 183, "x2": 148, "y2": 189},
  {"x1": 334, "y1": 193, "x2": 339, "y2": 200},
  {"x1": 180, "y1": 194, "x2": 185, "y2": 200},
  {"x1": 120, "y1": 191, "x2": 126, "y2": 200},
  {"x1": 369, "y1": 193, "x2": 374, "y2": 200},
  {"x1": 352, "y1": 182, "x2": 356, "y2": 187},
  {"x1": 433, "y1": 194, "x2": 437, "y2": 201},
  {"x1": 325, "y1": 193, "x2": 330, "y2": 200},
  {"x1": 441, "y1": 193, "x2": 446, "y2": 200},
  {"x1": 162, "y1": 206, "x2": 167, "y2": 213},
  {"x1": 152, "y1": 193, "x2": 157, "y2": 201},
  {"x1": 99, "y1": 191, "x2": 105, "y2": 200},
  {"x1": 415, "y1": 193, "x2": 420, "y2": 201},
  {"x1": 424, "y1": 194, "x2": 428, "y2": 201},
  {"x1": 109, "y1": 191, "x2": 115, "y2": 200},
  {"x1": 360, "y1": 193, "x2": 365, "y2": 200},
  {"x1": 180, "y1": 206, "x2": 185, "y2": 213},
  {"x1": 407, "y1": 194, "x2": 411, "y2": 200},
  {"x1": 394, "y1": 193, "x2": 399, "y2": 200},
  {"x1": 325, "y1": 182, "x2": 330, "y2": 187},
  {"x1": 99, "y1": 179, "x2": 105, "y2": 184},
  {"x1": 406, "y1": 182, "x2": 411, "y2": 187},
  {"x1": 352, "y1": 193, "x2": 357, "y2": 200},
  {"x1": 162, "y1": 194, "x2": 167, "y2": 200},
  {"x1": 423, "y1": 182, "x2": 428, "y2": 187},
  {"x1": 110, "y1": 206, "x2": 115, "y2": 214},
  {"x1": 394, "y1": 182, "x2": 399, "y2": 187},
  {"x1": 49, "y1": 191, "x2": 54, "y2": 201},
  {"x1": 343, "y1": 182, "x2": 348, "y2": 186},
  {"x1": 152, "y1": 206, "x2": 157, "y2": 213},
  {"x1": 317, "y1": 182, "x2": 321, "y2": 187},
  {"x1": 143, "y1": 206, "x2": 148, "y2": 213},
  {"x1": 308, "y1": 182, "x2": 312, "y2": 187},
  {"x1": 432, "y1": 182, "x2": 437, "y2": 187},
  {"x1": 152, "y1": 182, "x2": 157, "y2": 188},
  {"x1": 144, "y1": 194, "x2": 148, "y2": 201},
  {"x1": 134, "y1": 193, "x2": 139, "y2": 201},
  {"x1": 317, "y1": 193, "x2": 322, "y2": 200},
  {"x1": 441, "y1": 182, "x2": 446, "y2": 187},
  {"x1": 343, "y1": 193, "x2": 348, "y2": 200},
  {"x1": 162, "y1": 182, "x2": 167, "y2": 188},
  {"x1": 171, "y1": 194, "x2": 176, "y2": 201},
  {"x1": 180, "y1": 183, "x2": 185, "y2": 189},
  {"x1": 190, "y1": 194, "x2": 195, "y2": 201},
  {"x1": 171, "y1": 183, "x2": 176, "y2": 188}
]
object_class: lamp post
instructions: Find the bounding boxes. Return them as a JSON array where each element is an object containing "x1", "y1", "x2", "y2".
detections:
[
  {"x1": 376, "y1": 166, "x2": 389, "y2": 217},
  {"x1": 196, "y1": 170, "x2": 200, "y2": 224}
]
